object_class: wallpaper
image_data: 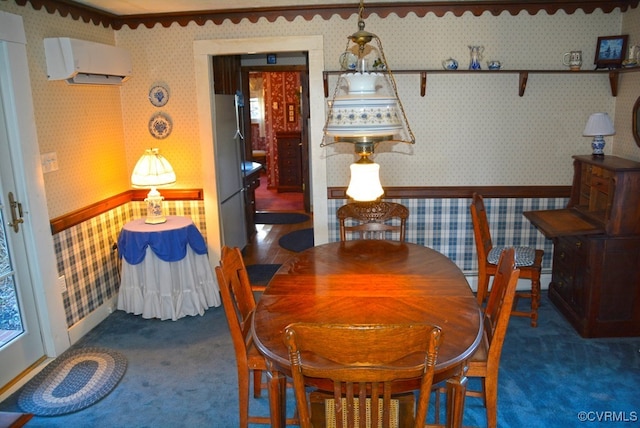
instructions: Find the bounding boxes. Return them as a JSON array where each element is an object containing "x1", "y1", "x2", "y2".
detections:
[
  {"x1": 0, "y1": 1, "x2": 130, "y2": 218},
  {"x1": 1, "y1": 0, "x2": 639, "y2": 216},
  {"x1": 615, "y1": 6, "x2": 640, "y2": 161},
  {"x1": 1, "y1": 0, "x2": 638, "y2": 345},
  {"x1": 261, "y1": 71, "x2": 302, "y2": 188},
  {"x1": 113, "y1": 8, "x2": 633, "y2": 193}
]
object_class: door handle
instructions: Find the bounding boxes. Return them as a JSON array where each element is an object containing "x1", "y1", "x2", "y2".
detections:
[{"x1": 8, "y1": 191, "x2": 24, "y2": 233}]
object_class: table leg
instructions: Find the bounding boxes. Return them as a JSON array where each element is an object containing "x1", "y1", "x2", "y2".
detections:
[
  {"x1": 266, "y1": 360, "x2": 287, "y2": 427},
  {"x1": 445, "y1": 368, "x2": 468, "y2": 428}
]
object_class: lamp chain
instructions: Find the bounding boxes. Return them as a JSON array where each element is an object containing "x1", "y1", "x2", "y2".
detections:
[
  {"x1": 321, "y1": 0, "x2": 415, "y2": 147},
  {"x1": 373, "y1": 35, "x2": 416, "y2": 144},
  {"x1": 320, "y1": 37, "x2": 354, "y2": 148}
]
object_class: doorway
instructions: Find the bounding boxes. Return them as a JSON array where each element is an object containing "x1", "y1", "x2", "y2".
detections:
[
  {"x1": 245, "y1": 67, "x2": 306, "y2": 212},
  {"x1": 0, "y1": 74, "x2": 45, "y2": 389},
  {"x1": 194, "y1": 36, "x2": 329, "y2": 265}
]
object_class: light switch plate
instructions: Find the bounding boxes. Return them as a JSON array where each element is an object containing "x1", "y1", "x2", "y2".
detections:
[
  {"x1": 57, "y1": 275, "x2": 67, "y2": 293},
  {"x1": 41, "y1": 151, "x2": 58, "y2": 173}
]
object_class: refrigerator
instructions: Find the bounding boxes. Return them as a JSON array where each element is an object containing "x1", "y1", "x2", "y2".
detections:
[{"x1": 213, "y1": 93, "x2": 248, "y2": 250}]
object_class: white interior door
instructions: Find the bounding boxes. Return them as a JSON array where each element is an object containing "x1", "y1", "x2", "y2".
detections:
[{"x1": 0, "y1": 74, "x2": 45, "y2": 389}]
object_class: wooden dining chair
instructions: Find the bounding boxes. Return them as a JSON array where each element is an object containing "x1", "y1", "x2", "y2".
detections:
[
  {"x1": 470, "y1": 192, "x2": 544, "y2": 327},
  {"x1": 337, "y1": 201, "x2": 409, "y2": 242},
  {"x1": 215, "y1": 246, "x2": 296, "y2": 427},
  {"x1": 435, "y1": 247, "x2": 520, "y2": 428},
  {"x1": 284, "y1": 322, "x2": 442, "y2": 428},
  {"x1": 466, "y1": 247, "x2": 521, "y2": 428}
]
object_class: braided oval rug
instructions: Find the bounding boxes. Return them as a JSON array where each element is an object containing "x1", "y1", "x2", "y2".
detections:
[{"x1": 18, "y1": 347, "x2": 127, "y2": 416}]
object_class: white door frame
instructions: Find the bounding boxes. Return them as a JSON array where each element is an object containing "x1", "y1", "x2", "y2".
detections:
[
  {"x1": 0, "y1": 11, "x2": 69, "y2": 363},
  {"x1": 194, "y1": 36, "x2": 329, "y2": 268}
]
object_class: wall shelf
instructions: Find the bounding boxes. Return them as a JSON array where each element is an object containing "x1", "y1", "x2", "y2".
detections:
[{"x1": 322, "y1": 67, "x2": 640, "y2": 98}]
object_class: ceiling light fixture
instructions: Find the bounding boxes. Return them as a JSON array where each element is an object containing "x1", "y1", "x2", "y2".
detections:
[{"x1": 322, "y1": 0, "x2": 415, "y2": 201}]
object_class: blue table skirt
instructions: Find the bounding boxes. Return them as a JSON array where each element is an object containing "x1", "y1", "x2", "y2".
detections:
[{"x1": 118, "y1": 216, "x2": 208, "y2": 265}]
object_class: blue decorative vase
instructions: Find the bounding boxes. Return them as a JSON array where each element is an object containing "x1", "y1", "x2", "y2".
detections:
[
  {"x1": 591, "y1": 137, "x2": 606, "y2": 156},
  {"x1": 468, "y1": 45, "x2": 484, "y2": 70},
  {"x1": 442, "y1": 58, "x2": 458, "y2": 70}
]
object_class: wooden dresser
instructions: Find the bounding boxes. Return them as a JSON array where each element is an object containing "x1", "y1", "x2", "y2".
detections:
[
  {"x1": 524, "y1": 155, "x2": 640, "y2": 338},
  {"x1": 276, "y1": 131, "x2": 303, "y2": 192}
]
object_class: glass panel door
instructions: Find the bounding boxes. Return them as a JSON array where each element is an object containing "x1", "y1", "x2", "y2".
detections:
[
  {"x1": 0, "y1": 205, "x2": 24, "y2": 348},
  {"x1": 0, "y1": 39, "x2": 45, "y2": 388}
]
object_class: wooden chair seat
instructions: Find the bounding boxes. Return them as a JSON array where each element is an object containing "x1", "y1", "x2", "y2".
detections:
[
  {"x1": 467, "y1": 335, "x2": 489, "y2": 366},
  {"x1": 246, "y1": 338, "x2": 267, "y2": 371}
]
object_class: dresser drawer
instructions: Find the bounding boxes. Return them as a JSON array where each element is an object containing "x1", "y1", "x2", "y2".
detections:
[{"x1": 278, "y1": 145, "x2": 299, "y2": 158}]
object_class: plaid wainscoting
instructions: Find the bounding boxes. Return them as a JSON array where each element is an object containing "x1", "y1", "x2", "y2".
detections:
[
  {"x1": 328, "y1": 197, "x2": 568, "y2": 273},
  {"x1": 54, "y1": 201, "x2": 206, "y2": 327}
]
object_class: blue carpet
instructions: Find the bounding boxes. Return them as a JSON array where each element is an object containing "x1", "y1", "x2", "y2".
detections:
[
  {"x1": 278, "y1": 228, "x2": 314, "y2": 252},
  {"x1": 245, "y1": 264, "x2": 281, "y2": 285},
  {"x1": 0, "y1": 295, "x2": 638, "y2": 427}
]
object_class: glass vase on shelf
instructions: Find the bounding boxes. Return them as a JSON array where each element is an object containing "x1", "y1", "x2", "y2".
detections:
[{"x1": 468, "y1": 45, "x2": 484, "y2": 70}]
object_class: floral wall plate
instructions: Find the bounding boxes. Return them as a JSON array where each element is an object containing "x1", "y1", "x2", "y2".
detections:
[
  {"x1": 148, "y1": 112, "x2": 172, "y2": 139},
  {"x1": 149, "y1": 85, "x2": 169, "y2": 107}
]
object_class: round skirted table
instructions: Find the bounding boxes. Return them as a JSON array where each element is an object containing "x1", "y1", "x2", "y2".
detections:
[{"x1": 117, "y1": 215, "x2": 220, "y2": 321}]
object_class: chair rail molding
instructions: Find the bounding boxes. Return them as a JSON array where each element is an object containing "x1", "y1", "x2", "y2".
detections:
[{"x1": 49, "y1": 188, "x2": 203, "y2": 234}]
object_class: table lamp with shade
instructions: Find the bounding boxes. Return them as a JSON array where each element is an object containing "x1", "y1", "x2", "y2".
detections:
[
  {"x1": 583, "y1": 112, "x2": 615, "y2": 156},
  {"x1": 131, "y1": 148, "x2": 176, "y2": 224}
]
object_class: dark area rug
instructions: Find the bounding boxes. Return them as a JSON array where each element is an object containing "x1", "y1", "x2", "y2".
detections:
[
  {"x1": 278, "y1": 228, "x2": 314, "y2": 252},
  {"x1": 245, "y1": 264, "x2": 281, "y2": 285},
  {"x1": 18, "y1": 347, "x2": 127, "y2": 416},
  {"x1": 254, "y1": 212, "x2": 309, "y2": 224}
]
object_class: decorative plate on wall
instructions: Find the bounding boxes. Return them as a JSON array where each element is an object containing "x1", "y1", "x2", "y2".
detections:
[
  {"x1": 148, "y1": 85, "x2": 169, "y2": 107},
  {"x1": 148, "y1": 112, "x2": 172, "y2": 139}
]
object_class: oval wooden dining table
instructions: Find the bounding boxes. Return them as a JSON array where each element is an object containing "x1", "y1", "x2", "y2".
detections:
[{"x1": 251, "y1": 239, "x2": 483, "y2": 428}]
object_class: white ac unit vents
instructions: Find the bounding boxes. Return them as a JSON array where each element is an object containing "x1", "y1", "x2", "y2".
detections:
[{"x1": 44, "y1": 37, "x2": 132, "y2": 85}]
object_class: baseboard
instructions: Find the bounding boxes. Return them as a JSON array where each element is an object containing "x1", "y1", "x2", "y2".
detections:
[{"x1": 67, "y1": 295, "x2": 118, "y2": 345}]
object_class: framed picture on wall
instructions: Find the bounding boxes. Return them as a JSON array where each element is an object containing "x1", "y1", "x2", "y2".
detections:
[{"x1": 594, "y1": 35, "x2": 628, "y2": 69}]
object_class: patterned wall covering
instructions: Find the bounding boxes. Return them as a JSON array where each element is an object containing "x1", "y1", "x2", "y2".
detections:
[
  {"x1": 1, "y1": 1, "x2": 636, "y2": 215},
  {"x1": 616, "y1": 5, "x2": 640, "y2": 161},
  {"x1": 260, "y1": 71, "x2": 302, "y2": 188},
  {"x1": 0, "y1": 0, "x2": 131, "y2": 219},
  {"x1": 114, "y1": 9, "x2": 633, "y2": 196},
  {"x1": 53, "y1": 201, "x2": 206, "y2": 327},
  {"x1": 327, "y1": 197, "x2": 568, "y2": 272},
  {"x1": 1, "y1": 0, "x2": 638, "y2": 335}
]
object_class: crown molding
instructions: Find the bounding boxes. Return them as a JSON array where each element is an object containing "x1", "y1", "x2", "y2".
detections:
[{"x1": 11, "y1": 0, "x2": 640, "y2": 30}]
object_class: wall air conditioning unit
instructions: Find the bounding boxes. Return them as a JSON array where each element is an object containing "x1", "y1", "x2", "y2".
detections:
[{"x1": 44, "y1": 37, "x2": 132, "y2": 85}]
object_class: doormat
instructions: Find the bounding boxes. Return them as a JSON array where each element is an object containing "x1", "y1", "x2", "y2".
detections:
[
  {"x1": 18, "y1": 347, "x2": 127, "y2": 416},
  {"x1": 278, "y1": 228, "x2": 314, "y2": 252},
  {"x1": 255, "y1": 212, "x2": 310, "y2": 224},
  {"x1": 246, "y1": 264, "x2": 282, "y2": 286}
]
